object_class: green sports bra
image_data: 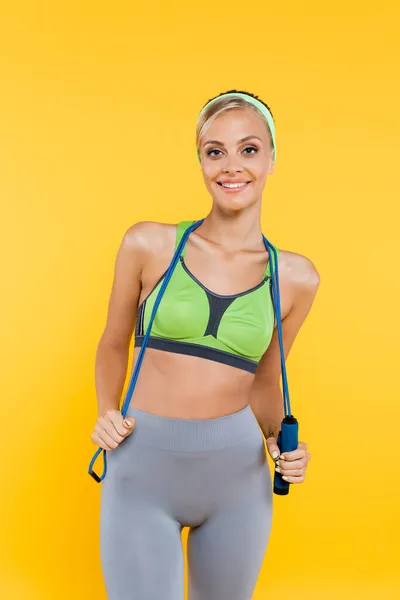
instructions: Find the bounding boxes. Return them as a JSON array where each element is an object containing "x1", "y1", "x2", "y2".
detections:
[{"x1": 134, "y1": 220, "x2": 279, "y2": 373}]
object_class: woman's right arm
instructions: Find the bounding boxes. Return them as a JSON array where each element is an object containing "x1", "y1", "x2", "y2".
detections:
[{"x1": 91, "y1": 222, "x2": 148, "y2": 451}]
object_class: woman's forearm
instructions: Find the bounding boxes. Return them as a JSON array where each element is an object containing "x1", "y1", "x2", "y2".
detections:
[
  {"x1": 95, "y1": 340, "x2": 130, "y2": 417},
  {"x1": 249, "y1": 382, "x2": 284, "y2": 441}
]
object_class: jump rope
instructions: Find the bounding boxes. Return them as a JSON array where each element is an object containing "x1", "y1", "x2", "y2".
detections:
[
  {"x1": 89, "y1": 92, "x2": 298, "y2": 494},
  {"x1": 88, "y1": 218, "x2": 299, "y2": 496}
]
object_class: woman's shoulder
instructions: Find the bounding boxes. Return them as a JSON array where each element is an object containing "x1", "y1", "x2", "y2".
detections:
[
  {"x1": 274, "y1": 249, "x2": 320, "y2": 319},
  {"x1": 122, "y1": 220, "x2": 178, "y2": 251},
  {"x1": 278, "y1": 248, "x2": 321, "y2": 288}
]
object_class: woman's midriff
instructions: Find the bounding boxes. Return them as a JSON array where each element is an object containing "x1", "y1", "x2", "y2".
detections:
[{"x1": 128, "y1": 346, "x2": 255, "y2": 419}]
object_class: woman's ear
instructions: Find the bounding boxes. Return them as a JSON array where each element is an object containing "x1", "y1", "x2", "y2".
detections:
[{"x1": 268, "y1": 159, "x2": 275, "y2": 175}]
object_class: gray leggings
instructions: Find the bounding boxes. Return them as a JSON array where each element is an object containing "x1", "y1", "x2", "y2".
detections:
[{"x1": 100, "y1": 403, "x2": 273, "y2": 600}]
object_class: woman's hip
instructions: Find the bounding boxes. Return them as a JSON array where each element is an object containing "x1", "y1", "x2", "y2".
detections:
[
  {"x1": 104, "y1": 404, "x2": 268, "y2": 495},
  {"x1": 122, "y1": 402, "x2": 263, "y2": 453}
]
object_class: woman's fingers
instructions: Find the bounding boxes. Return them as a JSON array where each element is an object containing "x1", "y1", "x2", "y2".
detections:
[
  {"x1": 91, "y1": 410, "x2": 136, "y2": 451},
  {"x1": 275, "y1": 458, "x2": 307, "y2": 483},
  {"x1": 280, "y1": 474, "x2": 305, "y2": 484},
  {"x1": 276, "y1": 457, "x2": 308, "y2": 470},
  {"x1": 98, "y1": 416, "x2": 124, "y2": 443},
  {"x1": 276, "y1": 466, "x2": 304, "y2": 476},
  {"x1": 274, "y1": 441, "x2": 311, "y2": 484},
  {"x1": 108, "y1": 411, "x2": 136, "y2": 437},
  {"x1": 91, "y1": 429, "x2": 118, "y2": 451},
  {"x1": 265, "y1": 437, "x2": 280, "y2": 461}
]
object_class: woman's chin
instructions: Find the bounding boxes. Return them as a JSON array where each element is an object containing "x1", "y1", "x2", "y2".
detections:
[{"x1": 213, "y1": 195, "x2": 259, "y2": 211}]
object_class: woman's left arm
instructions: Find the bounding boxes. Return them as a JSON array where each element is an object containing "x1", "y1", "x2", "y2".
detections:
[{"x1": 250, "y1": 252, "x2": 320, "y2": 483}]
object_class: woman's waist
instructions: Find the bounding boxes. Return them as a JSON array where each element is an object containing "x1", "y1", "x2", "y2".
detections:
[
  {"x1": 124, "y1": 402, "x2": 264, "y2": 453},
  {"x1": 130, "y1": 347, "x2": 254, "y2": 419}
]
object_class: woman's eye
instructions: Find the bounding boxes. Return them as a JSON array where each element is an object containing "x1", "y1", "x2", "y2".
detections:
[
  {"x1": 206, "y1": 146, "x2": 258, "y2": 157},
  {"x1": 207, "y1": 149, "x2": 222, "y2": 157},
  {"x1": 243, "y1": 146, "x2": 258, "y2": 155}
]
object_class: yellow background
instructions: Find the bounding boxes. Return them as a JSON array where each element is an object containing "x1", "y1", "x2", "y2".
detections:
[{"x1": 1, "y1": 1, "x2": 399, "y2": 598}]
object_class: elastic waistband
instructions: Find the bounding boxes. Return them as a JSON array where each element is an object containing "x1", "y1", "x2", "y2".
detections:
[{"x1": 125, "y1": 403, "x2": 263, "y2": 452}]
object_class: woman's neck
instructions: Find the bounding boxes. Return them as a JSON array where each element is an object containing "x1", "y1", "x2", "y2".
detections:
[{"x1": 200, "y1": 205, "x2": 264, "y2": 251}]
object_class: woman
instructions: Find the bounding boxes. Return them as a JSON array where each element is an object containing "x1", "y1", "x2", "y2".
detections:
[{"x1": 91, "y1": 89, "x2": 320, "y2": 600}]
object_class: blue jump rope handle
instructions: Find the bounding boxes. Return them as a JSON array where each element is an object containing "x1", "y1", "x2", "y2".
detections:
[
  {"x1": 89, "y1": 220, "x2": 299, "y2": 495},
  {"x1": 273, "y1": 417, "x2": 299, "y2": 495}
]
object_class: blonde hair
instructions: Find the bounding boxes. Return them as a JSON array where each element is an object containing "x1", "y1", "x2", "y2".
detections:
[{"x1": 196, "y1": 93, "x2": 274, "y2": 158}]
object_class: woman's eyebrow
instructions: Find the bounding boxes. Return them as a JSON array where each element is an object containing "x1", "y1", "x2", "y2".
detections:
[{"x1": 203, "y1": 135, "x2": 262, "y2": 147}]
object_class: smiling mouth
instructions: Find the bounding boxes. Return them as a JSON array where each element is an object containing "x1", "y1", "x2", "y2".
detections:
[{"x1": 217, "y1": 181, "x2": 251, "y2": 190}]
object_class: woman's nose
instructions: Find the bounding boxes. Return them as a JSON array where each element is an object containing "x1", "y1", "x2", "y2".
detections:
[{"x1": 222, "y1": 158, "x2": 244, "y2": 173}]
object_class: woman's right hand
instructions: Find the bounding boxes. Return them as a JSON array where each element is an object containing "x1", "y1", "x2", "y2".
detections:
[{"x1": 91, "y1": 409, "x2": 136, "y2": 451}]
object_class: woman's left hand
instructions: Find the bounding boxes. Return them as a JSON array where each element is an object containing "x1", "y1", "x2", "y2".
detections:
[{"x1": 266, "y1": 439, "x2": 311, "y2": 484}]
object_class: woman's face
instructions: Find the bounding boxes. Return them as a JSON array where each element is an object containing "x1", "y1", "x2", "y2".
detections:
[{"x1": 198, "y1": 108, "x2": 274, "y2": 211}]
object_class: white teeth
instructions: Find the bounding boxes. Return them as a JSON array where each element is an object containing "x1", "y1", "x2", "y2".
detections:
[{"x1": 221, "y1": 182, "x2": 248, "y2": 188}]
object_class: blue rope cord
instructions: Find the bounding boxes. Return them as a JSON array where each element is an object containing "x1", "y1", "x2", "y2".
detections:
[
  {"x1": 88, "y1": 219, "x2": 290, "y2": 482},
  {"x1": 263, "y1": 235, "x2": 291, "y2": 417},
  {"x1": 88, "y1": 219, "x2": 204, "y2": 482}
]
